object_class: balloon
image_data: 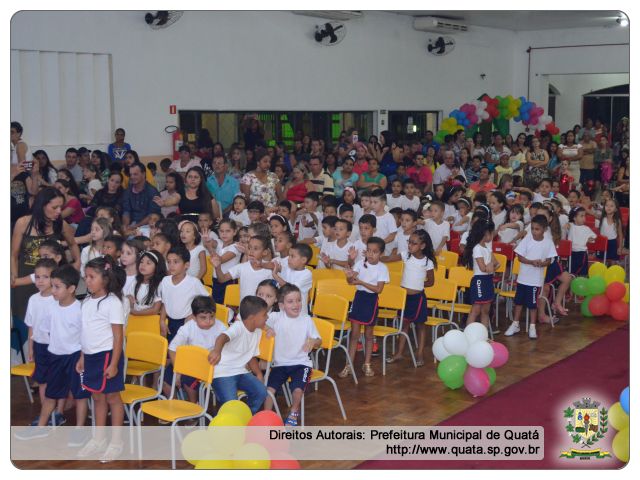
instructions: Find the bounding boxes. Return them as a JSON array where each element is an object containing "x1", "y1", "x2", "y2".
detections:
[
  {"x1": 443, "y1": 330, "x2": 469, "y2": 355},
  {"x1": 437, "y1": 355, "x2": 467, "y2": 388},
  {"x1": 231, "y1": 443, "x2": 271, "y2": 469},
  {"x1": 488, "y1": 342, "x2": 509, "y2": 368},
  {"x1": 588, "y1": 262, "x2": 607, "y2": 278},
  {"x1": 610, "y1": 301, "x2": 629, "y2": 322},
  {"x1": 443, "y1": 375, "x2": 464, "y2": 390},
  {"x1": 586, "y1": 276, "x2": 606, "y2": 296},
  {"x1": 612, "y1": 427, "x2": 629, "y2": 463},
  {"x1": 270, "y1": 454, "x2": 302, "y2": 469},
  {"x1": 218, "y1": 400, "x2": 253, "y2": 426},
  {"x1": 581, "y1": 295, "x2": 594, "y2": 317},
  {"x1": 620, "y1": 387, "x2": 630, "y2": 415},
  {"x1": 588, "y1": 295, "x2": 610, "y2": 316},
  {"x1": 248, "y1": 410, "x2": 285, "y2": 427},
  {"x1": 485, "y1": 367, "x2": 496, "y2": 386},
  {"x1": 465, "y1": 341, "x2": 494, "y2": 369},
  {"x1": 605, "y1": 282, "x2": 626, "y2": 302},
  {"x1": 604, "y1": 265, "x2": 625, "y2": 285},
  {"x1": 623, "y1": 283, "x2": 629, "y2": 303},
  {"x1": 210, "y1": 412, "x2": 245, "y2": 428},
  {"x1": 464, "y1": 322, "x2": 489, "y2": 344},
  {"x1": 571, "y1": 277, "x2": 589, "y2": 296},
  {"x1": 432, "y1": 337, "x2": 451, "y2": 361},
  {"x1": 181, "y1": 429, "x2": 219, "y2": 465},
  {"x1": 468, "y1": 114, "x2": 479, "y2": 124},
  {"x1": 609, "y1": 402, "x2": 629, "y2": 431},
  {"x1": 208, "y1": 412, "x2": 246, "y2": 457},
  {"x1": 463, "y1": 367, "x2": 491, "y2": 397},
  {"x1": 195, "y1": 459, "x2": 235, "y2": 469}
]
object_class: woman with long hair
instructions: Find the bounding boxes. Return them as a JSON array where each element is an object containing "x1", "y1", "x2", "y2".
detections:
[
  {"x1": 90, "y1": 171, "x2": 125, "y2": 215},
  {"x1": 240, "y1": 148, "x2": 283, "y2": 211},
  {"x1": 177, "y1": 166, "x2": 220, "y2": 222},
  {"x1": 33, "y1": 149, "x2": 58, "y2": 186}
]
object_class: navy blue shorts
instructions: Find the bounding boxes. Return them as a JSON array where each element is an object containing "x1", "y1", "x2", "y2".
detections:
[
  {"x1": 212, "y1": 279, "x2": 235, "y2": 305},
  {"x1": 470, "y1": 275, "x2": 495, "y2": 304},
  {"x1": 267, "y1": 365, "x2": 312, "y2": 393},
  {"x1": 404, "y1": 292, "x2": 429, "y2": 324},
  {"x1": 81, "y1": 350, "x2": 125, "y2": 395},
  {"x1": 167, "y1": 317, "x2": 185, "y2": 344},
  {"x1": 514, "y1": 283, "x2": 540, "y2": 310},
  {"x1": 571, "y1": 251, "x2": 588, "y2": 276},
  {"x1": 349, "y1": 291, "x2": 379, "y2": 326},
  {"x1": 163, "y1": 362, "x2": 199, "y2": 390},
  {"x1": 45, "y1": 351, "x2": 90, "y2": 400},
  {"x1": 597, "y1": 239, "x2": 619, "y2": 261},
  {"x1": 544, "y1": 258, "x2": 564, "y2": 285},
  {"x1": 32, "y1": 341, "x2": 51, "y2": 384}
]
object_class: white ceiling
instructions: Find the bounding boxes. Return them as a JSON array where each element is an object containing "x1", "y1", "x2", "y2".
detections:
[{"x1": 387, "y1": 11, "x2": 626, "y2": 31}]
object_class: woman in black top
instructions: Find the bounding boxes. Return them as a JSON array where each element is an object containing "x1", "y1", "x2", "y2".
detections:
[
  {"x1": 178, "y1": 166, "x2": 221, "y2": 223},
  {"x1": 90, "y1": 171, "x2": 124, "y2": 214}
]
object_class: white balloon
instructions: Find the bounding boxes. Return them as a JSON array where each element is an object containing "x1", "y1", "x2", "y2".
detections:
[
  {"x1": 480, "y1": 111, "x2": 490, "y2": 120},
  {"x1": 443, "y1": 330, "x2": 469, "y2": 356},
  {"x1": 464, "y1": 322, "x2": 489, "y2": 344},
  {"x1": 465, "y1": 341, "x2": 495, "y2": 368},
  {"x1": 432, "y1": 337, "x2": 451, "y2": 362},
  {"x1": 479, "y1": 101, "x2": 488, "y2": 109}
]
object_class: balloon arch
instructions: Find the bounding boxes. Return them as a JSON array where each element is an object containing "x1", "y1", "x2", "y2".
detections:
[{"x1": 435, "y1": 94, "x2": 561, "y2": 144}]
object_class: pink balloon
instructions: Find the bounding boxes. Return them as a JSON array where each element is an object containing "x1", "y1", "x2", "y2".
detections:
[
  {"x1": 489, "y1": 342, "x2": 509, "y2": 368},
  {"x1": 468, "y1": 114, "x2": 479, "y2": 124},
  {"x1": 467, "y1": 104, "x2": 476, "y2": 114},
  {"x1": 464, "y1": 367, "x2": 491, "y2": 397}
]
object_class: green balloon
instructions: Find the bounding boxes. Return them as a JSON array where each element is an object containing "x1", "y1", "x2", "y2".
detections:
[
  {"x1": 571, "y1": 277, "x2": 590, "y2": 296},
  {"x1": 581, "y1": 295, "x2": 594, "y2": 317},
  {"x1": 552, "y1": 134, "x2": 561, "y2": 143},
  {"x1": 437, "y1": 355, "x2": 467, "y2": 386},
  {"x1": 485, "y1": 367, "x2": 496, "y2": 386},
  {"x1": 443, "y1": 376, "x2": 465, "y2": 390},
  {"x1": 587, "y1": 276, "x2": 606, "y2": 296}
]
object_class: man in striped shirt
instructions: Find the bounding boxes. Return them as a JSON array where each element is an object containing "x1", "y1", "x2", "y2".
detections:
[{"x1": 308, "y1": 156, "x2": 334, "y2": 196}]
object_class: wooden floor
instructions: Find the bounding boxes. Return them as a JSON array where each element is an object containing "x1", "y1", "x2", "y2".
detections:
[{"x1": 11, "y1": 304, "x2": 626, "y2": 470}]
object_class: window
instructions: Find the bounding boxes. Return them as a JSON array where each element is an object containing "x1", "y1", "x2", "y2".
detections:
[
  {"x1": 583, "y1": 84, "x2": 629, "y2": 129},
  {"x1": 388, "y1": 111, "x2": 439, "y2": 142}
]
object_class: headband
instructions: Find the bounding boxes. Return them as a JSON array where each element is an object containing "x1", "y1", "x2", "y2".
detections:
[
  {"x1": 139, "y1": 250, "x2": 160, "y2": 264},
  {"x1": 268, "y1": 213, "x2": 287, "y2": 224},
  {"x1": 344, "y1": 186, "x2": 356, "y2": 197},
  {"x1": 178, "y1": 220, "x2": 198, "y2": 231},
  {"x1": 457, "y1": 197, "x2": 471, "y2": 208},
  {"x1": 476, "y1": 204, "x2": 491, "y2": 215}
]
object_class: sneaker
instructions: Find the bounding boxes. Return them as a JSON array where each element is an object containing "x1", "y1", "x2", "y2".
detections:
[
  {"x1": 14, "y1": 426, "x2": 52, "y2": 440},
  {"x1": 77, "y1": 437, "x2": 108, "y2": 458},
  {"x1": 49, "y1": 412, "x2": 67, "y2": 427},
  {"x1": 284, "y1": 412, "x2": 299, "y2": 427},
  {"x1": 528, "y1": 325, "x2": 538, "y2": 340},
  {"x1": 29, "y1": 416, "x2": 40, "y2": 427},
  {"x1": 100, "y1": 441, "x2": 124, "y2": 463},
  {"x1": 68, "y1": 428, "x2": 91, "y2": 448},
  {"x1": 504, "y1": 322, "x2": 520, "y2": 337}
]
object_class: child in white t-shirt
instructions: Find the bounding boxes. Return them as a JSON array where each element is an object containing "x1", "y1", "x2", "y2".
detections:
[
  {"x1": 371, "y1": 189, "x2": 398, "y2": 255},
  {"x1": 497, "y1": 204, "x2": 525, "y2": 245},
  {"x1": 180, "y1": 221, "x2": 207, "y2": 279},
  {"x1": 229, "y1": 194, "x2": 250, "y2": 227},
  {"x1": 320, "y1": 219, "x2": 353, "y2": 271},
  {"x1": 386, "y1": 179, "x2": 406, "y2": 210},
  {"x1": 272, "y1": 244, "x2": 313, "y2": 314},
  {"x1": 204, "y1": 219, "x2": 241, "y2": 304},
  {"x1": 452, "y1": 197, "x2": 472, "y2": 233},
  {"x1": 124, "y1": 249, "x2": 166, "y2": 316},
  {"x1": 349, "y1": 214, "x2": 376, "y2": 266},
  {"x1": 401, "y1": 180, "x2": 421, "y2": 212},
  {"x1": 80, "y1": 218, "x2": 109, "y2": 277},
  {"x1": 566, "y1": 207, "x2": 597, "y2": 277},
  {"x1": 424, "y1": 201, "x2": 450, "y2": 253}
]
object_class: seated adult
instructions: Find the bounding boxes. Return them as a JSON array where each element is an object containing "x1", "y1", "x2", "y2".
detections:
[
  {"x1": 121, "y1": 162, "x2": 161, "y2": 235},
  {"x1": 469, "y1": 166, "x2": 497, "y2": 193},
  {"x1": 54, "y1": 179, "x2": 85, "y2": 225},
  {"x1": 332, "y1": 156, "x2": 359, "y2": 198},
  {"x1": 283, "y1": 165, "x2": 315, "y2": 205},
  {"x1": 205, "y1": 153, "x2": 239, "y2": 215},
  {"x1": 357, "y1": 157, "x2": 387, "y2": 193},
  {"x1": 171, "y1": 145, "x2": 201, "y2": 175},
  {"x1": 121, "y1": 150, "x2": 157, "y2": 188},
  {"x1": 352, "y1": 142, "x2": 370, "y2": 175},
  {"x1": 240, "y1": 148, "x2": 283, "y2": 211},
  {"x1": 406, "y1": 153, "x2": 433, "y2": 193},
  {"x1": 434, "y1": 150, "x2": 467, "y2": 185},
  {"x1": 307, "y1": 156, "x2": 334, "y2": 195},
  {"x1": 89, "y1": 171, "x2": 124, "y2": 215},
  {"x1": 178, "y1": 166, "x2": 221, "y2": 223}
]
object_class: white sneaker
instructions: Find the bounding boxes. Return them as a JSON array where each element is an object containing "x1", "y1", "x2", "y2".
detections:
[
  {"x1": 100, "y1": 441, "x2": 124, "y2": 463},
  {"x1": 529, "y1": 325, "x2": 538, "y2": 340},
  {"x1": 77, "y1": 437, "x2": 108, "y2": 458},
  {"x1": 504, "y1": 322, "x2": 520, "y2": 336}
]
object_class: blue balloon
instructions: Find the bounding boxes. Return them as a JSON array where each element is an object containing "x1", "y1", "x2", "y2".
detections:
[
  {"x1": 462, "y1": 118, "x2": 470, "y2": 127},
  {"x1": 514, "y1": 116, "x2": 521, "y2": 122},
  {"x1": 519, "y1": 96, "x2": 527, "y2": 103},
  {"x1": 521, "y1": 112, "x2": 530, "y2": 121},
  {"x1": 620, "y1": 386, "x2": 629, "y2": 415}
]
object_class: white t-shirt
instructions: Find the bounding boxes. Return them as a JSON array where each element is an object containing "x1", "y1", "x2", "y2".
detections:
[
  {"x1": 350, "y1": 239, "x2": 367, "y2": 266},
  {"x1": 277, "y1": 262, "x2": 313, "y2": 313},
  {"x1": 568, "y1": 224, "x2": 597, "y2": 252},
  {"x1": 169, "y1": 319, "x2": 226, "y2": 352},
  {"x1": 352, "y1": 260, "x2": 390, "y2": 292},
  {"x1": 600, "y1": 218, "x2": 618, "y2": 240},
  {"x1": 559, "y1": 214, "x2": 569, "y2": 238},
  {"x1": 498, "y1": 220, "x2": 524, "y2": 244},
  {"x1": 187, "y1": 244, "x2": 207, "y2": 278},
  {"x1": 80, "y1": 294, "x2": 125, "y2": 354},
  {"x1": 515, "y1": 235, "x2": 557, "y2": 287},
  {"x1": 170, "y1": 158, "x2": 201, "y2": 173},
  {"x1": 461, "y1": 231, "x2": 469, "y2": 247},
  {"x1": 402, "y1": 196, "x2": 421, "y2": 212},
  {"x1": 323, "y1": 239, "x2": 353, "y2": 271},
  {"x1": 472, "y1": 243, "x2": 493, "y2": 275},
  {"x1": 80, "y1": 245, "x2": 103, "y2": 278},
  {"x1": 227, "y1": 262, "x2": 273, "y2": 301},
  {"x1": 444, "y1": 203, "x2": 458, "y2": 221},
  {"x1": 400, "y1": 252, "x2": 434, "y2": 291},
  {"x1": 297, "y1": 212, "x2": 323, "y2": 241},
  {"x1": 87, "y1": 179, "x2": 103, "y2": 195},
  {"x1": 374, "y1": 212, "x2": 398, "y2": 241},
  {"x1": 351, "y1": 204, "x2": 364, "y2": 224},
  {"x1": 159, "y1": 275, "x2": 210, "y2": 319},
  {"x1": 533, "y1": 192, "x2": 554, "y2": 204},
  {"x1": 386, "y1": 194, "x2": 406, "y2": 210},
  {"x1": 124, "y1": 275, "x2": 136, "y2": 296},
  {"x1": 395, "y1": 230, "x2": 411, "y2": 254},
  {"x1": 24, "y1": 292, "x2": 57, "y2": 344},
  {"x1": 425, "y1": 219, "x2": 450, "y2": 251},
  {"x1": 492, "y1": 210, "x2": 507, "y2": 227},
  {"x1": 213, "y1": 320, "x2": 262, "y2": 378},
  {"x1": 267, "y1": 311, "x2": 320, "y2": 367},
  {"x1": 214, "y1": 243, "x2": 241, "y2": 278},
  {"x1": 452, "y1": 212, "x2": 472, "y2": 233},
  {"x1": 48, "y1": 300, "x2": 82, "y2": 355},
  {"x1": 229, "y1": 209, "x2": 250, "y2": 227},
  {"x1": 123, "y1": 281, "x2": 161, "y2": 313}
]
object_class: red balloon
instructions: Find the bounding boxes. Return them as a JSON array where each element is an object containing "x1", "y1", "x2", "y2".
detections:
[
  {"x1": 605, "y1": 282, "x2": 626, "y2": 302},
  {"x1": 589, "y1": 295, "x2": 610, "y2": 316},
  {"x1": 248, "y1": 410, "x2": 284, "y2": 427},
  {"x1": 610, "y1": 301, "x2": 629, "y2": 322},
  {"x1": 270, "y1": 453, "x2": 301, "y2": 469}
]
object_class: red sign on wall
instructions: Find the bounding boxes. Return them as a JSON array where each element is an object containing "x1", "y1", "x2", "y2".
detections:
[{"x1": 169, "y1": 105, "x2": 176, "y2": 115}]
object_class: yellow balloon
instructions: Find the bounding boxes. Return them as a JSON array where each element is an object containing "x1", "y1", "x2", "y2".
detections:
[
  {"x1": 195, "y1": 459, "x2": 234, "y2": 469},
  {"x1": 217, "y1": 400, "x2": 252, "y2": 426},
  {"x1": 604, "y1": 265, "x2": 626, "y2": 285},
  {"x1": 231, "y1": 442, "x2": 271, "y2": 470},
  {"x1": 181, "y1": 429, "x2": 217, "y2": 466},
  {"x1": 623, "y1": 283, "x2": 629, "y2": 303},
  {"x1": 209, "y1": 412, "x2": 245, "y2": 428},
  {"x1": 612, "y1": 427, "x2": 629, "y2": 463},
  {"x1": 588, "y1": 262, "x2": 607, "y2": 279},
  {"x1": 208, "y1": 413, "x2": 247, "y2": 456},
  {"x1": 608, "y1": 402, "x2": 629, "y2": 431}
]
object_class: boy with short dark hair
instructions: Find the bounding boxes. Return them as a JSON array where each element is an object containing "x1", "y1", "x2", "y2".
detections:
[
  {"x1": 247, "y1": 200, "x2": 265, "y2": 224},
  {"x1": 297, "y1": 192, "x2": 322, "y2": 241},
  {"x1": 272, "y1": 244, "x2": 313, "y2": 313}
]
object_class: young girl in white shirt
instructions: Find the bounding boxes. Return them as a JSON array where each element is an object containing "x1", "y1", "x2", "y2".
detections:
[
  {"x1": 77, "y1": 256, "x2": 126, "y2": 462},
  {"x1": 179, "y1": 221, "x2": 207, "y2": 280},
  {"x1": 567, "y1": 207, "x2": 597, "y2": 276},
  {"x1": 598, "y1": 199, "x2": 624, "y2": 265},
  {"x1": 497, "y1": 204, "x2": 524, "y2": 245},
  {"x1": 204, "y1": 219, "x2": 240, "y2": 304},
  {"x1": 229, "y1": 194, "x2": 250, "y2": 227},
  {"x1": 79, "y1": 218, "x2": 110, "y2": 277},
  {"x1": 443, "y1": 186, "x2": 464, "y2": 224},
  {"x1": 120, "y1": 238, "x2": 145, "y2": 294},
  {"x1": 488, "y1": 191, "x2": 508, "y2": 232},
  {"x1": 125, "y1": 249, "x2": 166, "y2": 316},
  {"x1": 452, "y1": 197, "x2": 472, "y2": 233}
]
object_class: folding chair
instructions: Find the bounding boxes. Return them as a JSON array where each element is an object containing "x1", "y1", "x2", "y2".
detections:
[
  {"x1": 385, "y1": 261, "x2": 404, "y2": 275},
  {"x1": 137, "y1": 345, "x2": 214, "y2": 469},
  {"x1": 223, "y1": 284, "x2": 240, "y2": 309},
  {"x1": 125, "y1": 314, "x2": 162, "y2": 383},
  {"x1": 310, "y1": 269, "x2": 346, "y2": 305},
  {"x1": 435, "y1": 267, "x2": 473, "y2": 320},
  {"x1": 203, "y1": 285, "x2": 212, "y2": 297},
  {"x1": 121, "y1": 332, "x2": 168, "y2": 453},
  {"x1": 448, "y1": 237, "x2": 462, "y2": 254},
  {"x1": 620, "y1": 207, "x2": 629, "y2": 228},
  {"x1": 11, "y1": 362, "x2": 35, "y2": 404},
  {"x1": 314, "y1": 279, "x2": 356, "y2": 302},
  {"x1": 424, "y1": 280, "x2": 459, "y2": 361},
  {"x1": 493, "y1": 242, "x2": 515, "y2": 277}
]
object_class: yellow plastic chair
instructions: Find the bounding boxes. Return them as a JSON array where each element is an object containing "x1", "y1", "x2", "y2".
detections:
[
  {"x1": 215, "y1": 303, "x2": 231, "y2": 327},
  {"x1": 436, "y1": 250, "x2": 459, "y2": 270},
  {"x1": 137, "y1": 345, "x2": 214, "y2": 469},
  {"x1": 389, "y1": 270, "x2": 403, "y2": 286},
  {"x1": 312, "y1": 294, "x2": 357, "y2": 384},
  {"x1": 203, "y1": 284, "x2": 212, "y2": 296},
  {"x1": 121, "y1": 332, "x2": 168, "y2": 453},
  {"x1": 299, "y1": 318, "x2": 347, "y2": 426},
  {"x1": 310, "y1": 269, "x2": 346, "y2": 304},
  {"x1": 434, "y1": 266, "x2": 473, "y2": 317},
  {"x1": 314, "y1": 279, "x2": 356, "y2": 303},
  {"x1": 434, "y1": 265, "x2": 446, "y2": 282},
  {"x1": 425, "y1": 280, "x2": 459, "y2": 342},
  {"x1": 308, "y1": 244, "x2": 320, "y2": 268},
  {"x1": 11, "y1": 362, "x2": 35, "y2": 403},
  {"x1": 223, "y1": 283, "x2": 240, "y2": 309},
  {"x1": 125, "y1": 314, "x2": 162, "y2": 382},
  {"x1": 203, "y1": 256, "x2": 214, "y2": 287},
  {"x1": 385, "y1": 261, "x2": 404, "y2": 274}
]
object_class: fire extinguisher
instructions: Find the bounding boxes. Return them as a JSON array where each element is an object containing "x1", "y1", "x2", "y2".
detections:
[{"x1": 166, "y1": 125, "x2": 183, "y2": 160}]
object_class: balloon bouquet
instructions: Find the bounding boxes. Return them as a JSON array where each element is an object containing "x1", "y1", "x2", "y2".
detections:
[
  {"x1": 432, "y1": 323, "x2": 509, "y2": 397},
  {"x1": 181, "y1": 400, "x2": 301, "y2": 470},
  {"x1": 609, "y1": 386, "x2": 630, "y2": 463},
  {"x1": 570, "y1": 262, "x2": 629, "y2": 321}
]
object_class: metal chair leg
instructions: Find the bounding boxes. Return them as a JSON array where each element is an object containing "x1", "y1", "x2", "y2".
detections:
[
  {"x1": 23, "y1": 376, "x2": 34, "y2": 404},
  {"x1": 337, "y1": 344, "x2": 358, "y2": 384},
  {"x1": 326, "y1": 377, "x2": 347, "y2": 420}
]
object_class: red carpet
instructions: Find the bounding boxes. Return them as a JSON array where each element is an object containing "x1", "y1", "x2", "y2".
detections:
[{"x1": 358, "y1": 325, "x2": 629, "y2": 470}]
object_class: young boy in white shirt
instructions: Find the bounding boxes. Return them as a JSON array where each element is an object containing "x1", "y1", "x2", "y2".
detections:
[
  {"x1": 386, "y1": 179, "x2": 406, "y2": 210},
  {"x1": 159, "y1": 245, "x2": 210, "y2": 343},
  {"x1": 208, "y1": 296, "x2": 268, "y2": 413},
  {"x1": 320, "y1": 219, "x2": 354, "y2": 271},
  {"x1": 349, "y1": 214, "x2": 376, "y2": 266},
  {"x1": 424, "y1": 200, "x2": 451, "y2": 253},
  {"x1": 505, "y1": 215, "x2": 558, "y2": 339},
  {"x1": 401, "y1": 180, "x2": 421, "y2": 212},
  {"x1": 371, "y1": 188, "x2": 398, "y2": 255},
  {"x1": 272, "y1": 244, "x2": 313, "y2": 314},
  {"x1": 296, "y1": 192, "x2": 322, "y2": 241},
  {"x1": 263, "y1": 284, "x2": 321, "y2": 426},
  {"x1": 163, "y1": 296, "x2": 226, "y2": 403}
]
